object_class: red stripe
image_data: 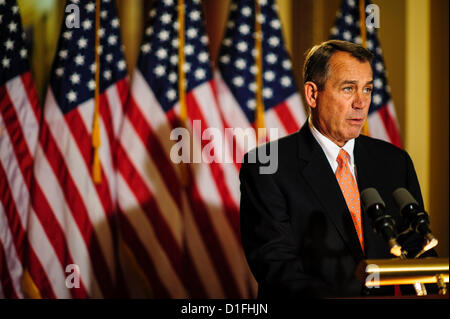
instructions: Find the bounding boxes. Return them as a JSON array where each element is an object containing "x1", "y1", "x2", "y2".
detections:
[
  {"x1": 125, "y1": 95, "x2": 183, "y2": 209},
  {"x1": 272, "y1": 101, "x2": 301, "y2": 135},
  {"x1": 116, "y1": 144, "x2": 184, "y2": 273},
  {"x1": 24, "y1": 238, "x2": 57, "y2": 298},
  {"x1": 119, "y1": 99, "x2": 207, "y2": 297},
  {"x1": 0, "y1": 85, "x2": 34, "y2": 189},
  {"x1": 30, "y1": 175, "x2": 88, "y2": 298},
  {"x1": 20, "y1": 72, "x2": 42, "y2": 121},
  {"x1": 0, "y1": 163, "x2": 27, "y2": 264},
  {"x1": 117, "y1": 211, "x2": 171, "y2": 298},
  {"x1": 35, "y1": 115, "x2": 113, "y2": 297},
  {"x1": 114, "y1": 78, "x2": 130, "y2": 115},
  {"x1": 185, "y1": 181, "x2": 243, "y2": 298},
  {"x1": 377, "y1": 104, "x2": 403, "y2": 148},
  {"x1": 167, "y1": 90, "x2": 244, "y2": 297},
  {"x1": 186, "y1": 91, "x2": 241, "y2": 238},
  {"x1": 0, "y1": 239, "x2": 18, "y2": 299}
]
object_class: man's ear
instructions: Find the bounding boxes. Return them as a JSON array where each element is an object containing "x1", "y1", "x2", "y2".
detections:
[{"x1": 304, "y1": 81, "x2": 319, "y2": 108}]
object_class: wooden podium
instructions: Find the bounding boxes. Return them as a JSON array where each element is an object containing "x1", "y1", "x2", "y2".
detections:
[{"x1": 356, "y1": 257, "x2": 449, "y2": 297}]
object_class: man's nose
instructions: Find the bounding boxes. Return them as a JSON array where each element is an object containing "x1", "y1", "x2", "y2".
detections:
[{"x1": 352, "y1": 92, "x2": 367, "y2": 109}]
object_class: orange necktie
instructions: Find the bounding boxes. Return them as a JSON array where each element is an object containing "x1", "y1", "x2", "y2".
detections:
[{"x1": 335, "y1": 149, "x2": 364, "y2": 250}]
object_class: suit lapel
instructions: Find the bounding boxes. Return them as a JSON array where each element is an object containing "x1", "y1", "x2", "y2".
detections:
[{"x1": 297, "y1": 125, "x2": 364, "y2": 261}]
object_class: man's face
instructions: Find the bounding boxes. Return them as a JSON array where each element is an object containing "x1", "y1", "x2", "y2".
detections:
[{"x1": 311, "y1": 51, "x2": 373, "y2": 146}]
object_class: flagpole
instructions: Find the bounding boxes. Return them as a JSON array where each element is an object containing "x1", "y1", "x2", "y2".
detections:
[
  {"x1": 178, "y1": 0, "x2": 189, "y2": 187},
  {"x1": 254, "y1": 0, "x2": 266, "y2": 144},
  {"x1": 92, "y1": 0, "x2": 102, "y2": 183},
  {"x1": 359, "y1": 0, "x2": 369, "y2": 136}
]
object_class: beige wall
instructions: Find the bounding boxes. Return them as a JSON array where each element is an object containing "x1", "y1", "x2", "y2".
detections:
[{"x1": 18, "y1": 0, "x2": 448, "y2": 256}]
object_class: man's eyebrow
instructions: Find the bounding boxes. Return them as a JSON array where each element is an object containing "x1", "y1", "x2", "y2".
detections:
[{"x1": 339, "y1": 80, "x2": 374, "y2": 85}]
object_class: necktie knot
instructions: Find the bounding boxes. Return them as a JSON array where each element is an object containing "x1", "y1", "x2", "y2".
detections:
[{"x1": 336, "y1": 149, "x2": 350, "y2": 167}]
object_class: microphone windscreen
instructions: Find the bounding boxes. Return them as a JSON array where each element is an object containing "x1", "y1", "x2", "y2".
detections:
[
  {"x1": 360, "y1": 187, "x2": 385, "y2": 211},
  {"x1": 392, "y1": 188, "x2": 419, "y2": 212}
]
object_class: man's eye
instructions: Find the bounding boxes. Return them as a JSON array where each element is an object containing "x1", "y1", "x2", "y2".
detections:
[
  {"x1": 343, "y1": 87, "x2": 352, "y2": 92},
  {"x1": 364, "y1": 87, "x2": 373, "y2": 93}
]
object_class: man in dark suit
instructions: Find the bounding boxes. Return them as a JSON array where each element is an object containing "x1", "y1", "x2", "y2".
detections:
[{"x1": 239, "y1": 40, "x2": 433, "y2": 298}]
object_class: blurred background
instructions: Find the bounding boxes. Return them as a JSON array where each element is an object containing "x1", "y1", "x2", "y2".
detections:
[{"x1": 17, "y1": 0, "x2": 448, "y2": 257}]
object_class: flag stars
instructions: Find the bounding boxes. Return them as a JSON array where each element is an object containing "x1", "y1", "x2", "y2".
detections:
[
  {"x1": 8, "y1": 21, "x2": 17, "y2": 32},
  {"x1": 373, "y1": 94, "x2": 382, "y2": 105},
  {"x1": 220, "y1": 55, "x2": 230, "y2": 64},
  {"x1": 67, "y1": 90, "x2": 77, "y2": 103},
  {"x1": 264, "y1": 71, "x2": 275, "y2": 81},
  {"x1": 161, "y1": 13, "x2": 171, "y2": 24},
  {"x1": 88, "y1": 80, "x2": 96, "y2": 90},
  {"x1": 345, "y1": 14, "x2": 353, "y2": 25},
  {"x1": 158, "y1": 30, "x2": 170, "y2": 41},
  {"x1": 103, "y1": 70, "x2": 112, "y2": 80},
  {"x1": 166, "y1": 89, "x2": 176, "y2": 101},
  {"x1": 239, "y1": 24, "x2": 250, "y2": 35},
  {"x1": 108, "y1": 35, "x2": 117, "y2": 45},
  {"x1": 268, "y1": 36, "x2": 280, "y2": 47},
  {"x1": 189, "y1": 10, "x2": 201, "y2": 21},
  {"x1": 5, "y1": 39, "x2": 14, "y2": 50},
  {"x1": 235, "y1": 58, "x2": 246, "y2": 70},
  {"x1": 195, "y1": 68, "x2": 206, "y2": 80},
  {"x1": 282, "y1": 59, "x2": 292, "y2": 70},
  {"x1": 242, "y1": 6, "x2": 252, "y2": 17},
  {"x1": 374, "y1": 78, "x2": 383, "y2": 89},
  {"x1": 281, "y1": 76, "x2": 291, "y2": 87},
  {"x1": 232, "y1": 76, "x2": 244, "y2": 87},
  {"x1": 343, "y1": 31, "x2": 352, "y2": 41},
  {"x1": 198, "y1": 51, "x2": 209, "y2": 63},
  {"x1": 187, "y1": 28, "x2": 198, "y2": 39},
  {"x1": 74, "y1": 54, "x2": 85, "y2": 66},
  {"x1": 2, "y1": 57, "x2": 10, "y2": 68},
  {"x1": 141, "y1": 43, "x2": 151, "y2": 54},
  {"x1": 55, "y1": 67, "x2": 64, "y2": 77},
  {"x1": 117, "y1": 60, "x2": 126, "y2": 71},
  {"x1": 20, "y1": 48, "x2": 28, "y2": 58},
  {"x1": 78, "y1": 37, "x2": 88, "y2": 49},
  {"x1": 170, "y1": 55, "x2": 178, "y2": 65},
  {"x1": 237, "y1": 41, "x2": 248, "y2": 52},
  {"x1": 70, "y1": 73, "x2": 81, "y2": 84},
  {"x1": 375, "y1": 62, "x2": 384, "y2": 72},
  {"x1": 85, "y1": 2, "x2": 95, "y2": 12},
  {"x1": 59, "y1": 50, "x2": 68, "y2": 59},
  {"x1": 265, "y1": 53, "x2": 277, "y2": 64},
  {"x1": 270, "y1": 19, "x2": 281, "y2": 29},
  {"x1": 111, "y1": 18, "x2": 120, "y2": 28},
  {"x1": 154, "y1": 65, "x2": 165, "y2": 77},
  {"x1": 156, "y1": 48, "x2": 167, "y2": 59},
  {"x1": 185, "y1": 44, "x2": 194, "y2": 55},
  {"x1": 82, "y1": 19, "x2": 92, "y2": 30}
]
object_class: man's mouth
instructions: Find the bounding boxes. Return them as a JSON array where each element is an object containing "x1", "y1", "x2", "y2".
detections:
[{"x1": 347, "y1": 118, "x2": 364, "y2": 125}]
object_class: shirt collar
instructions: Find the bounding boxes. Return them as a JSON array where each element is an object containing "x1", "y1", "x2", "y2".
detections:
[{"x1": 308, "y1": 117, "x2": 355, "y2": 169}]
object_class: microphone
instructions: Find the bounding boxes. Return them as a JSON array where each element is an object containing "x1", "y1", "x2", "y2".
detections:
[
  {"x1": 360, "y1": 188, "x2": 402, "y2": 257},
  {"x1": 392, "y1": 188, "x2": 438, "y2": 253}
]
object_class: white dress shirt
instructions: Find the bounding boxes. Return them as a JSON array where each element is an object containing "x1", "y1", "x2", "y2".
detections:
[{"x1": 308, "y1": 118, "x2": 357, "y2": 181}]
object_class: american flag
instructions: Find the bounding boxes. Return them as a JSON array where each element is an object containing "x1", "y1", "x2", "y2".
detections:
[
  {"x1": 330, "y1": 0, "x2": 402, "y2": 147},
  {"x1": 0, "y1": 0, "x2": 41, "y2": 299},
  {"x1": 215, "y1": 0, "x2": 306, "y2": 160},
  {"x1": 117, "y1": 0, "x2": 254, "y2": 298},
  {"x1": 23, "y1": 0, "x2": 129, "y2": 298}
]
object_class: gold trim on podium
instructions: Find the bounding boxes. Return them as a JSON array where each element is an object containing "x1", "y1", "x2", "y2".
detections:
[{"x1": 356, "y1": 258, "x2": 449, "y2": 293}]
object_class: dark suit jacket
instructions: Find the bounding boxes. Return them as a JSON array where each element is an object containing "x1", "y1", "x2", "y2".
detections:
[{"x1": 239, "y1": 124, "x2": 432, "y2": 298}]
